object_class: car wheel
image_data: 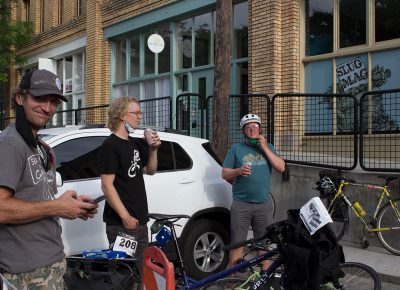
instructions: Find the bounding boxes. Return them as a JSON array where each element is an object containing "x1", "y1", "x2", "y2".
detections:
[{"x1": 182, "y1": 219, "x2": 229, "y2": 280}]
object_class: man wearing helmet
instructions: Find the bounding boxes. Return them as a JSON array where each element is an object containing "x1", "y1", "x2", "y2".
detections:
[{"x1": 221, "y1": 113, "x2": 285, "y2": 271}]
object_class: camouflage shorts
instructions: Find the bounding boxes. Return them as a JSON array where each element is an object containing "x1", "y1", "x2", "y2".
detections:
[{"x1": 1, "y1": 259, "x2": 67, "y2": 290}]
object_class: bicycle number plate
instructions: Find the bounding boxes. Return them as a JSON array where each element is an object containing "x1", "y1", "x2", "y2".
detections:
[
  {"x1": 113, "y1": 235, "x2": 138, "y2": 257},
  {"x1": 300, "y1": 196, "x2": 333, "y2": 235}
]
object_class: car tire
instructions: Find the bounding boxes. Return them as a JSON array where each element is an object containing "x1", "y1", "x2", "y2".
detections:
[{"x1": 182, "y1": 219, "x2": 229, "y2": 280}]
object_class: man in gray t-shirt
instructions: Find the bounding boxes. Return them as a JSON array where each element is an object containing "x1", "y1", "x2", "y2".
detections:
[{"x1": 0, "y1": 70, "x2": 98, "y2": 289}]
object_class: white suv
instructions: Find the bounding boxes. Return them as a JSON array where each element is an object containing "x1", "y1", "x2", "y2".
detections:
[{"x1": 38, "y1": 126, "x2": 232, "y2": 279}]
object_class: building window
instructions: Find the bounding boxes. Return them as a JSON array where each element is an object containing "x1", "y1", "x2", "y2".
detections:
[
  {"x1": 40, "y1": 0, "x2": 45, "y2": 32},
  {"x1": 130, "y1": 35, "x2": 140, "y2": 78},
  {"x1": 59, "y1": 0, "x2": 63, "y2": 24},
  {"x1": 304, "y1": 0, "x2": 400, "y2": 135},
  {"x1": 52, "y1": 52, "x2": 86, "y2": 126},
  {"x1": 77, "y1": 0, "x2": 83, "y2": 16},
  {"x1": 194, "y1": 13, "x2": 212, "y2": 67},
  {"x1": 234, "y1": 1, "x2": 248, "y2": 59},
  {"x1": 305, "y1": 0, "x2": 333, "y2": 56},
  {"x1": 158, "y1": 24, "x2": 171, "y2": 74},
  {"x1": 111, "y1": 1, "x2": 248, "y2": 106},
  {"x1": 24, "y1": 0, "x2": 30, "y2": 22},
  {"x1": 115, "y1": 39, "x2": 126, "y2": 82},
  {"x1": 375, "y1": 0, "x2": 400, "y2": 42},
  {"x1": 339, "y1": 0, "x2": 366, "y2": 48},
  {"x1": 177, "y1": 18, "x2": 193, "y2": 69}
]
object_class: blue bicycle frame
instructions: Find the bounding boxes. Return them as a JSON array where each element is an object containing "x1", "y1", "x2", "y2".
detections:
[{"x1": 176, "y1": 251, "x2": 284, "y2": 289}]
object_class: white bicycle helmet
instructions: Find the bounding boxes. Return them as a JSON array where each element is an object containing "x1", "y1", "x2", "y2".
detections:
[
  {"x1": 316, "y1": 176, "x2": 337, "y2": 196},
  {"x1": 240, "y1": 114, "x2": 261, "y2": 129}
]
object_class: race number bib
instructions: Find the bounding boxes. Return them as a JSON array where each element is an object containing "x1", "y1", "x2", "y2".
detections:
[{"x1": 113, "y1": 235, "x2": 138, "y2": 257}]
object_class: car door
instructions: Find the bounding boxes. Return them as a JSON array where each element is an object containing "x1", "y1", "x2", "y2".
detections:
[
  {"x1": 48, "y1": 132, "x2": 110, "y2": 255},
  {"x1": 144, "y1": 135, "x2": 203, "y2": 237}
]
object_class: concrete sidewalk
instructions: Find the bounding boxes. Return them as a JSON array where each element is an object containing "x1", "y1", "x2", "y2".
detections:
[{"x1": 342, "y1": 241, "x2": 400, "y2": 285}]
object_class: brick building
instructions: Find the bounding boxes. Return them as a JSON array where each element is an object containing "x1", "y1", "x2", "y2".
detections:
[{"x1": 3, "y1": 0, "x2": 400, "y2": 138}]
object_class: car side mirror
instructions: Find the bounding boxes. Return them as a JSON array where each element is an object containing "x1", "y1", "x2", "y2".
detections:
[{"x1": 56, "y1": 172, "x2": 63, "y2": 187}]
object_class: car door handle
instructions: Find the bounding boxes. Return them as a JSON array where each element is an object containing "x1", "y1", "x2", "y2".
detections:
[{"x1": 179, "y1": 177, "x2": 195, "y2": 184}]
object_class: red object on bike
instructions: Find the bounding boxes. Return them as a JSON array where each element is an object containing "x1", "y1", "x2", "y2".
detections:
[{"x1": 142, "y1": 246, "x2": 175, "y2": 290}]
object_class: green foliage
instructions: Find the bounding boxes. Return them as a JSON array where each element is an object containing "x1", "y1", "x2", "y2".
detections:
[{"x1": 0, "y1": 0, "x2": 33, "y2": 82}]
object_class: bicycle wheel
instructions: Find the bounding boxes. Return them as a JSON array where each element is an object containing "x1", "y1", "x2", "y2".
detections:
[
  {"x1": 326, "y1": 197, "x2": 349, "y2": 241},
  {"x1": 322, "y1": 262, "x2": 381, "y2": 290},
  {"x1": 376, "y1": 198, "x2": 400, "y2": 255}
]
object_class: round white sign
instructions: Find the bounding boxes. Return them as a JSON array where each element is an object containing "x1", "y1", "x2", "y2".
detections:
[{"x1": 147, "y1": 34, "x2": 165, "y2": 54}]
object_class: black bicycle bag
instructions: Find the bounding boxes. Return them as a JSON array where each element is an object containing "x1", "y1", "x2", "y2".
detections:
[{"x1": 266, "y1": 209, "x2": 345, "y2": 290}]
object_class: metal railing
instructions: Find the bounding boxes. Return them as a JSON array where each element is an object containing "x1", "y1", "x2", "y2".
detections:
[
  {"x1": 48, "y1": 97, "x2": 172, "y2": 128},
  {"x1": 2, "y1": 90, "x2": 400, "y2": 172},
  {"x1": 360, "y1": 88, "x2": 400, "y2": 171},
  {"x1": 175, "y1": 93, "x2": 205, "y2": 138},
  {"x1": 271, "y1": 93, "x2": 358, "y2": 171},
  {"x1": 206, "y1": 94, "x2": 270, "y2": 148}
]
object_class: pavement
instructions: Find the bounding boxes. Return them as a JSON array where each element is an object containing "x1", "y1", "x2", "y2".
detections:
[{"x1": 341, "y1": 240, "x2": 400, "y2": 286}]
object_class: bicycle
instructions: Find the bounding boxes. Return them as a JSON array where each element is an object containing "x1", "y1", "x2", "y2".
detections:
[
  {"x1": 316, "y1": 171, "x2": 400, "y2": 255},
  {"x1": 148, "y1": 213, "x2": 381, "y2": 290}
]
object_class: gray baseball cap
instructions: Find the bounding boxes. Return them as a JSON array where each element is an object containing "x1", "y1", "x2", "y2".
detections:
[{"x1": 19, "y1": 69, "x2": 67, "y2": 102}]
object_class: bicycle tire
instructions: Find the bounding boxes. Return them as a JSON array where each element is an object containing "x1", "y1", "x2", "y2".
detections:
[
  {"x1": 326, "y1": 197, "x2": 349, "y2": 241},
  {"x1": 376, "y1": 198, "x2": 400, "y2": 255},
  {"x1": 326, "y1": 262, "x2": 381, "y2": 290}
]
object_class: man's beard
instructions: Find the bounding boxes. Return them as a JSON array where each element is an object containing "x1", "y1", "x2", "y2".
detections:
[{"x1": 15, "y1": 105, "x2": 39, "y2": 147}]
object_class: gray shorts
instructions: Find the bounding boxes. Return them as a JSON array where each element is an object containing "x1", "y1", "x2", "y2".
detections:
[{"x1": 230, "y1": 199, "x2": 274, "y2": 244}]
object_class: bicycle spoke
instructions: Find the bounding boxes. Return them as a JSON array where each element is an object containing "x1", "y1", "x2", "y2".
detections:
[
  {"x1": 377, "y1": 198, "x2": 400, "y2": 255},
  {"x1": 335, "y1": 262, "x2": 381, "y2": 290}
]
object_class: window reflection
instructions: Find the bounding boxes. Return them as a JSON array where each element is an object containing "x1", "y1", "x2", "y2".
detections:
[
  {"x1": 177, "y1": 18, "x2": 192, "y2": 69},
  {"x1": 158, "y1": 24, "x2": 171, "y2": 73},
  {"x1": 375, "y1": 0, "x2": 400, "y2": 42},
  {"x1": 145, "y1": 31, "x2": 155, "y2": 75},
  {"x1": 130, "y1": 36, "x2": 140, "y2": 78},
  {"x1": 115, "y1": 39, "x2": 126, "y2": 82},
  {"x1": 195, "y1": 13, "x2": 211, "y2": 67},
  {"x1": 234, "y1": 2, "x2": 248, "y2": 58},
  {"x1": 305, "y1": 0, "x2": 333, "y2": 56},
  {"x1": 339, "y1": 0, "x2": 366, "y2": 48}
]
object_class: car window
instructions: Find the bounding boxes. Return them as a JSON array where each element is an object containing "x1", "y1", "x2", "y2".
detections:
[
  {"x1": 157, "y1": 141, "x2": 192, "y2": 171},
  {"x1": 173, "y1": 142, "x2": 192, "y2": 170},
  {"x1": 53, "y1": 136, "x2": 192, "y2": 181},
  {"x1": 53, "y1": 136, "x2": 107, "y2": 181},
  {"x1": 157, "y1": 141, "x2": 174, "y2": 171},
  {"x1": 202, "y1": 141, "x2": 222, "y2": 165}
]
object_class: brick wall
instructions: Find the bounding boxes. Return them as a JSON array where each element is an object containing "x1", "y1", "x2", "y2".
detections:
[
  {"x1": 249, "y1": 0, "x2": 300, "y2": 95},
  {"x1": 8, "y1": 0, "x2": 302, "y2": 122}
]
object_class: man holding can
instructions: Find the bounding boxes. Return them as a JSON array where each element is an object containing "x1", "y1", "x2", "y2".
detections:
[
  {"x1": 97, "y1": 96, "x2": 161, "y2": 266},
  {"x1": 221, "y1": 113, "x2": 285, "y2": 271}
]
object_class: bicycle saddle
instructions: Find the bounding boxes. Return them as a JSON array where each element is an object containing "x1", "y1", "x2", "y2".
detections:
[{"x1": 148, "y1": 213, "x2": 190, "y2": 222}]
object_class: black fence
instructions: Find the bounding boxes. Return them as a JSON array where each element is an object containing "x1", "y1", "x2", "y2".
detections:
[
  {"x1": 175, "y1": 93, "x2": 205, "y2": 138},
  {"x1": 1, "y1": 89, "x2": 400, "y2": 172},
  {"x1": 47, "y1": 97, "x2": 172, "y2": 128},
  {"x1": 49, "y1": 105, "x2": 109, "y2": 127},
  {"x1": 359, "y1": 89, "x2": 400, "y2": 172},
  {"x1": 206, "y1": 94, "x2": 270, "y2": 147},
  {"x1": 271, "y1": 93, "x2": 358, "y2": 171}
]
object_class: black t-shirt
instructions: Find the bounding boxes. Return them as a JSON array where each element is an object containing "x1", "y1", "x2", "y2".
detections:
[{"x1": 97, "y1": 134, "x2": 150, "y2": 225}]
